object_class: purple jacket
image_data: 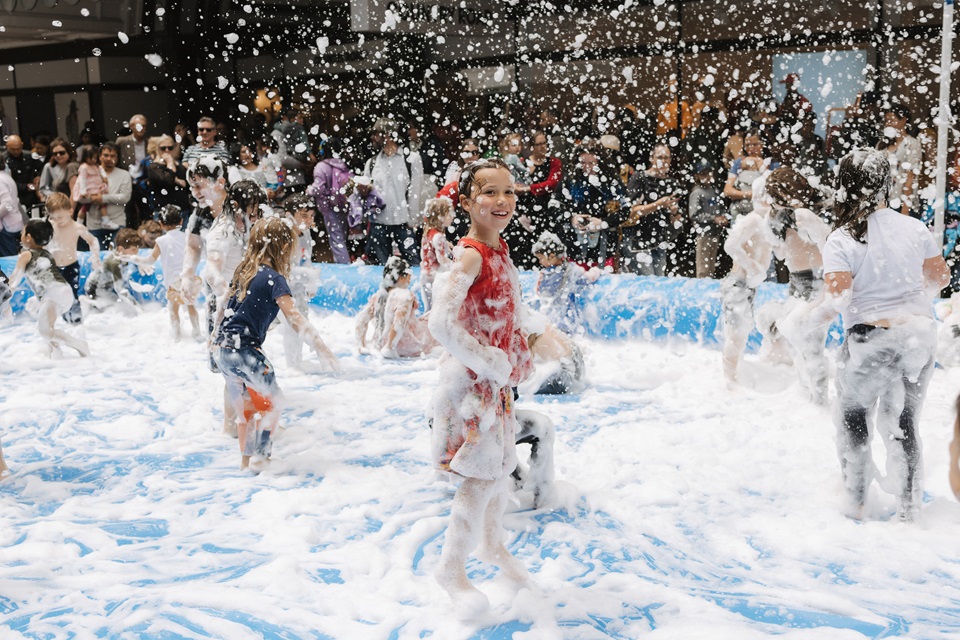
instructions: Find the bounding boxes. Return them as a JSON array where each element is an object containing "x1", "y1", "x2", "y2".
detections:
[
  {"x1": 347, "y1": 189, "x2": 386, "y2": 228},
  {"x1": 307, "y1": 158, "x2": 352, "y2": 216}
]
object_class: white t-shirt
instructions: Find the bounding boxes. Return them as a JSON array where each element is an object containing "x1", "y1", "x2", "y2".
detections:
[
  {"x1": 205, "y1": 215, "x2": 246, "y2": 283},
  {"x1": 822, "y1": 207, "x2": 939, "y2": 328},
  {"x1": 156, "y1": 229, "x2": 186, "y2": 290}
]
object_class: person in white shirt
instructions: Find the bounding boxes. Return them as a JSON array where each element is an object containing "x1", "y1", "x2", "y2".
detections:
[
  {"x1": 820, "y1": 147, "x2": 949, "y2": 522},
  {"x1": 362, "y1": 118, "x2": 424, "y2": 266}
]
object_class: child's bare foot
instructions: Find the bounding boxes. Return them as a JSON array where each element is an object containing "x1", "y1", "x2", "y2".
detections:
[
  {"x1": 478, "y1": 544, "x2": 529, "y2": 583},
  {"x1": 434, "y1": 562, "x2": 489, "y2": 616},
  {"x1": 240, "y1": 455, "x2": 251, "y2": 470}
]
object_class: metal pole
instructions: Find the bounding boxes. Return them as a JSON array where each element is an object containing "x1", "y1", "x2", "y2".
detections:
[{"x1": 934, "y1": 0, "x2": 954, "y2": 249}]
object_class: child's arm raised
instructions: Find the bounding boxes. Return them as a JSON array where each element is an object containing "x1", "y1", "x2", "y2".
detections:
[
  {"x1": 428, "y1": 248, "x2": 512, "y2": 386},
  {"x1": 277, "y1": 294, "x2": 340, "y2": 371},
  {"x1": 78, "y1": 224, "x2": 102, "y2": 269}
]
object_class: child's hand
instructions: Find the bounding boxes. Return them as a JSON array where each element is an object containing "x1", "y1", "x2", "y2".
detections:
[
  {"x1": 313, "y1": 340, "x2": 340, "y2": 372},
  {"x1": 481, "y1": 346, "x2": 512, "y2": 387}
]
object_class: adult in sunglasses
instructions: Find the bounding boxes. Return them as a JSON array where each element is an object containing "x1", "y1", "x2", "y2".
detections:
[
  {"x1": 180, "y1": 116, "x2": 231, "y2": 169},
  {"x1": 146, "y1": 134, "x2": 190, "y2": 215},
  {"x1": 38, "y1": 138, "x2": 79, "y2": 203}
]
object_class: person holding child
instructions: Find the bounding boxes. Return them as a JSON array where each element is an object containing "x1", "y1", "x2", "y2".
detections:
[
  {"x1": 7, "y1": 219, "x2": 90, "y2": 357},
  {"x1": 212, "y1": 216, "x2": 338, "y2": 472},
  {"x1": 427, "y1": 158, "x2": 534, "y2": 615},
  {"x1": 72, "y1": 145, "x2": 114, "y2": 230}
]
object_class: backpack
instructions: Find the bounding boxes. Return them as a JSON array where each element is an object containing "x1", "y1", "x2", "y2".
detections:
[{"x1": 327, "y1": 161, "x2": 353, "y2": 216}]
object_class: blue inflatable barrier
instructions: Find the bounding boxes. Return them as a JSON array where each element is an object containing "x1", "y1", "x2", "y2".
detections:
[{"x1": 0, "y1": 252, "x2": 843, "y2": 349}]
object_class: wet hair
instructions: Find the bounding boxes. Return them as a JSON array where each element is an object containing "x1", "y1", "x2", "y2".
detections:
[
  {"x1": 531, "y1": 231, "x2": 567, "y2": 258},
  {"x1": 765, "y1": 167, "x2": 821, "y2": 209},
  {"x1": 113, "y1": 228, "x2": 142, "y2": 250},
  {"x1": 229, "y1": 142, "x2": 256, "y2": 167},
  {"x1": 44, "y1": 192, "x2": 72, "y2": 215},
  {"x1": 24, "y1": 219, "x2": 53, "y2": 246},
  {"x1": 229, "y1": 217, "x2": 296, "y2": 302},
  {"x1": 48, "y1": 138, "x2": 74, "y2": 165},
  {"x1": 458, "y1": 157, "x2": 511, "y2": 200},
  {"x1": 186, "y1": 156, "x2": 227, "y2": 182},
  {"x1": 833, "y1": 147, "x2": 891, "y2": 243},
  {"x1": 100, "y1": 141, "x2": 120, "y2": 156},
  {"x1": 157, "y1": 205, "x2": 183, "y2": 227},
  {"x1": 282, "y1": 193, "x2": 315, "y2": 216},
  {"x1": 225, "y1": 180, "x2": 266, "y2": 222},
  {"x1": 138, "y1": 219, "x2": 162, "y2": 236},
  {"x1": 423, "y1": 197, "x2": 453, "y2": 230}
]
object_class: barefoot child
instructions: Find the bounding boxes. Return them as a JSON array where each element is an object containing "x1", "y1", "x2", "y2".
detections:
[
  {"x1": 428, "y1": 158, "x2": 534, "y2": 615},
  {"x1": 7, "y1": 219, "x2": 90, "y2": 357},
  {"x1": 45, "y1": 193, "x2": 101, "y2": 324},
  {"x1": 212, "y1": 217, "x2": 339, "y2": 471},
  {"x1": 121, "y1": 205, "x2": 201, "y2": 339},
  {"x1": 355, "y1": 256, "x2": 435, "y2": 358},
  {"x1": 420, "y1": 197, "x2": 454, "y2": 311}
]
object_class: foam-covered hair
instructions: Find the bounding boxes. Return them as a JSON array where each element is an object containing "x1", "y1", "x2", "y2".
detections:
[
  {"x1": 381, "y1": 256, "x2": 410, "y2": 290},
  {"x1": 531, "y1": 231, "x2": 567, "y2": 258},
  {"x1": 186, "y1": 155, "x2": 227, "y2": 182}
]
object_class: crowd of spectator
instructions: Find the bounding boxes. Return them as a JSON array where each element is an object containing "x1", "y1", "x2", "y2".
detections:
[{"x1": 1, "y1": 82, "x2": 957, "y2": 290}]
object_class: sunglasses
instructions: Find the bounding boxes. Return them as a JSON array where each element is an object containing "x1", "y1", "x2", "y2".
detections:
[
  {"x1": 159, "y1": 145, "x2": 174, "y2": 151},
  {"x1": 197, "y1": 127, "x2": 214, "y2": 132},
  {"x1": 53, "y1": 150, "x2": 68, "y2": 156}
]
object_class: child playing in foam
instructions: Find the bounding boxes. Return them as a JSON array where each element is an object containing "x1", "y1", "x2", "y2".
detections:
[
  {"x1": 419, "y1": 197, "x2": 454, "y2": 311},
  {"x1": 427, "y1": 158, "x2": 534, "y2": 616},
  {"x1": 720, "y1": 211, "x2": 774, "y2": 385},
  {"x1": 85, "y1": 228, "x2": 143, "y2": 314},
  {"x1": 120, "y1": 205, "x2": 201, "y2": 340},
  {"x1": 281, "y1": 194, "x2": 322, "y2": 369},
  {"x1": 531, "y1": 230, "x2": 601, "y2": 335},
  {"x1": 212, "y1": 217, "x2": 338, "y2": 472},
  {"x1": 7, "y1": 219, "x2": 90, "y2": 357},
  {"x1": 44, "y1": 193, "x2": 101, "y2": 325},
  {"x1": 355, "y1": 256, "x2": 436, "y2": 358}
]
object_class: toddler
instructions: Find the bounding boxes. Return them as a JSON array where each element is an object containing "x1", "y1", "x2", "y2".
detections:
[
  {"x1": 85, "y1": 228, "x2": 142, "y2": 314},
  {"x1": 7, "y1": 219, "x2": 90, "y2": 357},
  {"x1": 137, "y1": 219, "x2": 163, "y2": 249},
  {"x1": 73, "y1": 145, "x2": 116, "y2": 229},
  {"x1": 419, "y1": 197, "x2": 454, "y2": 312}
]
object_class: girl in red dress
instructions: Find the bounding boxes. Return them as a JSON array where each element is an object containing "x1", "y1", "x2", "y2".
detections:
[
  {"x1": 419, "y1": 197, "x2": 454, "y2": 312},
  {"x1": 428, "y1": 158, "x2": 534, "y2": 616}
]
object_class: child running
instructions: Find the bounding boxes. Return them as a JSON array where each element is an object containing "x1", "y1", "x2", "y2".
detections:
[
  {"x1": 420, "y1": 197, "x2": 455, "y2": 311},
  {"x1": 427, "y1": 158, "x2": 534, "y2": 615},
  {"x1": 355, "y1": 256, "x2": 436, "y2": 358},
  {"x1": 212, "y1": 217, "x2": 339, "y2": 472},
  {"x1": 45, "y1": 193, "x2": 102, "y2": 324},
  {"x1": 7, "y1": 219, "x2": 90, "y2": 357}
]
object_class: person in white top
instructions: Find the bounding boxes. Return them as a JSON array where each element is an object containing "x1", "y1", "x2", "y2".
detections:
[
  {"x1": 363, "y1": 118, "x2": 425, "y2": 266},
  {"x1": 820, "y1": 148, "x2": 949, "y2": 522},
  {"x1": 121, "y1": 205, "x2": 200, "y2": 341}
]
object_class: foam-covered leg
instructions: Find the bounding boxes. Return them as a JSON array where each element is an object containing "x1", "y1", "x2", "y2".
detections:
[
  {"x1": 477, "y1": 477, "x2": 529, "y2": 583},
  {"x1": 513, "y1": 409, "x2": 556, "y2": 508},
  {"x1": 435, "y1": 477, "x2": 496, "y2": 614}
]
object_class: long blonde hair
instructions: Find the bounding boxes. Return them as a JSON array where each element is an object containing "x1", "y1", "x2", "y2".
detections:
[{"x1": 229, "y1": 217, "x2": 295, "y2": 302}]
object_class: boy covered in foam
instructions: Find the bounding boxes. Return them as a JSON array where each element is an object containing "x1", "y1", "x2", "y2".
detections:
[
  {"x1": 531, "y1": 230, "x2": 600, "y2": 335},
  {"x1": 44, "y1": 192, "x2": 101, "y2": 324},
  {"x1": 84, "y1": 228, "x2": 143, "y2": 314}
]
